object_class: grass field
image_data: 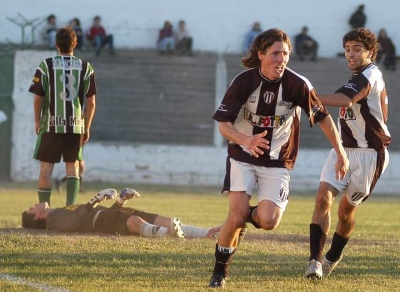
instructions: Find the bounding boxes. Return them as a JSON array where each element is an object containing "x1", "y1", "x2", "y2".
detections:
[{"x1": 0, "y1": 182, "x2": 399, "y2": 291}]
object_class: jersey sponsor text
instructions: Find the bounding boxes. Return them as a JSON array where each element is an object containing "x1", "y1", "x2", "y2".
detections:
[{"x1": 243, "y1": 108, "x2": 286, "y2": 128}]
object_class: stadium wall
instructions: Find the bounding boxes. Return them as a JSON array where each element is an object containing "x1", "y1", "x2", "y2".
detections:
[
  {"x1": 2, "y1": 0, "x2": 400, "y2": 58},
  {"x1": 11, "y1": 51, "x2": 400, "y2": 193}
]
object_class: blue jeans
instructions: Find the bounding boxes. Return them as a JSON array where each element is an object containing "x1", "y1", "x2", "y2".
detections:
[
  {"x1": 158, "y1": 37, "x2": 175, "y2": 52},
  {"x1": 92, "y1": 34, "x2": 114, "y2": 55}
]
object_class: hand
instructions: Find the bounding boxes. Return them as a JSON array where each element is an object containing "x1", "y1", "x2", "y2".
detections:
[
  {"x1": 335, "y1": 154, "x2": 349, "y2": 181},
  {"x1": 244, "y1": 130, "x2": 270, "y2": 158},
  {"x1": 82, "y1": 130, "x2": 90, "y2": 144},
  {"x1": 34, "y1": 123, "x2": 39, "y2": 135},
  {"x1": 205, "y1": 226, "x2": 221, "y2": 239}
]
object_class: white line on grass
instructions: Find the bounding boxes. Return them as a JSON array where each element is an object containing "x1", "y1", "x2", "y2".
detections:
[{"x1": 0, "y1": 273, "x2": 70, "y2": 292}]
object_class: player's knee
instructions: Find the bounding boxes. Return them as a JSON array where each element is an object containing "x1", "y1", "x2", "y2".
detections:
[
  {"x1": 126, "y1": 216, "x2": 140, "y2": 235},
  {"x1": 227, "y1": 213, "x2": 247, "y2": 229},
  {"x1": 258, "y1": 217, "x2": 280, "y2": 230},
  {"x1": 315, "y1": 192, "x2": 333, "y2": 211}
]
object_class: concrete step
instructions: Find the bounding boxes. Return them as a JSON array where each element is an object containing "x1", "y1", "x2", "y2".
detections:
[{"x1": 79, "y1": 49, "x2": 400, "y2": 150}]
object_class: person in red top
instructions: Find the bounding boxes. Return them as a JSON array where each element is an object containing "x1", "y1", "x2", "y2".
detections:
[
  {"x1": 87, "y1": 15, "x2": 114, "y2": 56},
  {"x1": 157, "y1": 20, "x2": 175, "y2": 55}
]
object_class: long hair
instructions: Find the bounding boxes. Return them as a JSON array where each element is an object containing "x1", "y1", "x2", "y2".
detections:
[
  {"x1": 242, "y1": 28, "x2": 292, "y2": 68},
  {"x1": 343, "y1": 28, "x2": 379, "y2": 62},
  {"x1": 21, "y1": 211, "x2": 47, "y2": 229}
]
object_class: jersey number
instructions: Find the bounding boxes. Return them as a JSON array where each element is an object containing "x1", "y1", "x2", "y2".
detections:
[{"x1": 59, "y1": 73, "x2": 77, "y2": 101}]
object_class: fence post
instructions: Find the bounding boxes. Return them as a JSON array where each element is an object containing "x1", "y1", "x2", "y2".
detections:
[{"x1": 214, "y1": 53, "x2": 227, "y2": 148}]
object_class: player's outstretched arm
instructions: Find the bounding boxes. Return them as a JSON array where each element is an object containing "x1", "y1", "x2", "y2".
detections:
[{"x1": 318, "y1": 115, "x2": 349, "y2": 181}]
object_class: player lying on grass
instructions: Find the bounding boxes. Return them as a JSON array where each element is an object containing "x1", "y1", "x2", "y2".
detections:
[{"x1": 22, "y1": 188, "x2": 220, "y2": 238}]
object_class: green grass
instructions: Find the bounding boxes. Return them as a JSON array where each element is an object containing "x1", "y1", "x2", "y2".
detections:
[{"x1": 0, "y1": 182, "x2": 399, "y2": 291}]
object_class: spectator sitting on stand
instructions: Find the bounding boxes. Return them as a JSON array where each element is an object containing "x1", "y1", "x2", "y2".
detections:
[
  {"x1": 243, "y1": 21, "x2": 262, "y2": 52},
  {"x1": 376, "y1": 28, "x2": 396, "y2": 71},
  {"x1": 87, "y1": 15, "x2": 115, "y2": 56},
  {"x1": 157, "y1": 20, "x2": 175, "y2": 55},
  {"x1": 41, "y1": 14, "x2": 57, "y2": 49},
  {"x1": 295, "y1": 26, "x2": 318, "y2": 61},
  {"x1": 69, "y1": 18, "x2": 84, "y2": 51},
  {"x1": 175, "y1": 20, "x2": 193, "y2": 56}
]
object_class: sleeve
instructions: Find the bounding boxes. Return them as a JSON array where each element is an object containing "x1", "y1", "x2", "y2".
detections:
[
  {"x1": 295, "y1": 81, "x2": 329, "y2": 127},
  {"x1": 85, "y1": 63, "x2": 97, "y2": 97},
  {"x1": 212, "y1": 75, "x2": 247, "y2": 123},
  {"x1": 28, "y1": 62, "x2": 47, "y2": 96},
  {"x1": 335, "y1": 74, "x2": 370, "y2": 102}
]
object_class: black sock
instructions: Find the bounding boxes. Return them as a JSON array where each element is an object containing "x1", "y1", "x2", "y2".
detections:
[
  {"x1": 326, "y1": 232, "x2": 349, "y2": 262},
  {"x1": 212, "y1": 244, "x2": 236, "y2": 278},
  {"x1": 247, "y1": 205, "x2": 261, "y2": 229},
  {"x1": 309, "y1": 223, "x2": 326, "y2": 262}
]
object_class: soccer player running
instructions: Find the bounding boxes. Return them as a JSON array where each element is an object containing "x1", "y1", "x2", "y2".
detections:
[
  {"x1": 208, "y1": 28, "x2": 348, "y2": 288},
  {"x1": 29, "y1": 26, "x2": 96, "y2": 206},
  {"x1": 305, "y1": 28, "x2": 391, "y2": 279}
]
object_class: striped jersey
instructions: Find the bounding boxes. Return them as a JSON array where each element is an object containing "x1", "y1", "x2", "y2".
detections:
[
  {"x1": 29, "y1": 55, "x2": 97, "y2": 134},
  {"x1": 335, "y1": 63, "x2": 391, "y2": 151},
  {"x1": 213, "y1": 67, "x2": 329, "y2": 169}
]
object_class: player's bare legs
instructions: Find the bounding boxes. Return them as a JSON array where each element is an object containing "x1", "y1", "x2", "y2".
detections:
[
  {"x1": 311, "y1": 182, "x2": 339, "y2": 234},
  {"x1": 249, "y1": 199, "x2": 284, "y2": 230},
  {"x1": 37, "y1": 162, "x2": 54, "y2": 204},
  {"x1": 38, "y1": 162, "x2": 54, "y2": 190},
  {"x1": 319, "y1": 194, "x2": 356, "y2": 275},
  {"x1": 209, "y1": 191, "x2": 249, "y2": 287},
  {"x1": 306, "y1": 182, "x2": 339, "y2": 279},
  {"x1": 336, "y1": 194, "x2": 357, "y2": 238},
  {"x1": 218, "y1": 191, "x2": 250, "y2": 247},
  {"x1": 308, "y1": 182, "x2": 338, "y2": 261}
]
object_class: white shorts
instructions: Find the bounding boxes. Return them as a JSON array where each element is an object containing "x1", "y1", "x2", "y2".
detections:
[
  {"x1": 320, "y1": 147, "x2": 389, "y2": 207},
  {"x1": 227, "y1": 158, "x2": 290, "y2": 210}
]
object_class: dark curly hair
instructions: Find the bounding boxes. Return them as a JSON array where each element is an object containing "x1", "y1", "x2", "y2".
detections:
[
  {"x1": 22, "y1": 211, "x2": 47, "y2": 229},
  {"x1": 343, "y1": 28, "x2": 379, "y2": 62},
  {"x1": 242, "y1": 28, "x2": 292, "y2": 69}
]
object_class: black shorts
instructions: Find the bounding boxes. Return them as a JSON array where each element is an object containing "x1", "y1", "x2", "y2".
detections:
[
  {"x1": 94, "y1": 206, "x2": 158, "y2": 235},
  {"x1": 33, "y1": 132, "x2": 81, "y2": 163}
]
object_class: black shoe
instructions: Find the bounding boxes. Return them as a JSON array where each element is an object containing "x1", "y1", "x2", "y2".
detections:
[{"x1": 208, "y1": 274, "x2": 226, "y2": 288}]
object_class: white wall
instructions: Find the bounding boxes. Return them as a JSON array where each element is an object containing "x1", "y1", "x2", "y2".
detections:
[
  {"x1": 12, "y1": 51, "x2": 400, "y2": 193},
  {"x1": 2, "y1": 0, "x2": 400, "y2": 57}
]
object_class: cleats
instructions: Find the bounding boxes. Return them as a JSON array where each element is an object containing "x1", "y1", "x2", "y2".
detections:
[
  {"x1": 305, "y1": 259, "x2": 323, "y2": 280},
  {"x1": 168, "y1": 218, "x2": 185, "y2": 238},
  {"x1": 239, "y1": 224, "x2": 247, "y2": 241},
  {"x1": 96, "y1": 189, "x2": 117, "y2": 202},
  {"x1": 119, "y1": 188, "x2": 141, "y2": 200},
  {"x1": 208, "y1": 274, "x2": 226, "y2": 288},
  {"x1": 322, "y1": 254, "x2": 343, "y2": 276}
]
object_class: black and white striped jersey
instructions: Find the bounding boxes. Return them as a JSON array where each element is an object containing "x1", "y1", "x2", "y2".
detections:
[
  {"x1": 213, "y1": 67, "x2": 329, "y2": 169},
  {"x1": 335, "y1": 63, "x2": 391, "y2": 151}
]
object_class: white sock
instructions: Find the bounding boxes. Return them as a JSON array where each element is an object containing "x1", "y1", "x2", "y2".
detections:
[
  {"x1": 116, "y1": 197, "x2": 126, "y2": 206},
  {"x1": 140, "y1": 223, "x2": 168, "y2": 237},
  {"x1": 181, "y1": 225, "x2": 209, "y2": 238},
  {"x1": 88, "y1": 196, "x2": 100, "y2": 208}
]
